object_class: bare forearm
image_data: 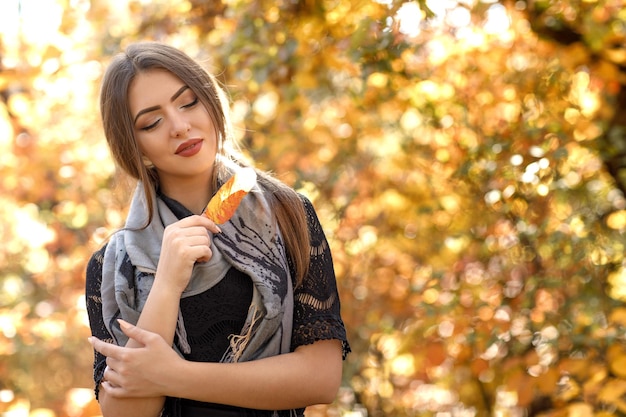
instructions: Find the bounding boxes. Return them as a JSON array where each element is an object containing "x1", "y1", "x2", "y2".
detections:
[
  {"x1": 133, "y1": 279, "x2": 180, "y2": 345},
  {"x1": 99, "y1": 390, "x2": 165, "y2": 417},
  {"x1": 169, "y1": 339, "x2": 343, "y2": 410},
  {"x1": 100, "y1": 280, "x2": 181, "y2": 417}
]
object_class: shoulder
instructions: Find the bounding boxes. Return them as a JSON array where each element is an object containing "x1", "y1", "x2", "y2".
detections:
[
  {"x1": 297, "y1": 192, "x2": 314, "y2": 210},
  {"x1": 89, "y1": 243, "x2": 107, "y2": 263},
  {"x1": 86, "y1": 244, "x2": 108, "y2": 278},
  {"x1": 296, "y1": 193, "x2": 326, "y2": 239}
]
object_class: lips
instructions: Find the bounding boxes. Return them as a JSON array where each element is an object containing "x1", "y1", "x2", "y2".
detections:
[{"x1": 175, "y1": 139, "x2": 203, "y2": 157}]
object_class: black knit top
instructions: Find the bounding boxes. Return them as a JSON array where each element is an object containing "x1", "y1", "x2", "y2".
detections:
[{"x1": 85, "y1": 194, "x2": 350, "y2": 416}]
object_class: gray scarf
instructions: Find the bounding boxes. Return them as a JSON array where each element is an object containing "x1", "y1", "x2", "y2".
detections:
[{"x1": 101, "y1": 174, "x2": 294, "y2": 362}]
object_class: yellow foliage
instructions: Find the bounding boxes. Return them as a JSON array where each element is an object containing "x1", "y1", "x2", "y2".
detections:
[
  {"x1": 608, "y1": 352, "x2": 626, "y2": 379},
  {"x1": 2, "y1": 0, "x2": 626, "y2": 416},
  {"x1": 566, "y1": 402, "x2": 594, "y2": 417},
  {"x1": 598, "y1": 379, "x2": 626, "y2": 411},
  {"x1": 536, "y1": 367, "x2": 560, "y2": 396},
  {"x1": 606, "y1": 210, "x2": 626, "y2": 230},
  {"x1": 607, "y1": 269, "x2": 626, "y2": 302},
  {"x1": 608, "y1": 307, "x2": 626, "y2": 326}
]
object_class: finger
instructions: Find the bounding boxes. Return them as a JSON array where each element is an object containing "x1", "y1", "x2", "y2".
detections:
[
  {"x1": 118, "y1": 319, "x2": 155, "y2": 346},
  {"x1": 207, "y1": 222, "x2": 221, "y2": 234},
  {"x1": 101, "y1": 380, "x2": 123, "y2": 395},
  {"x1": 89, "y1": 336, "x2": 124, "y2": 358},
  {"x1": 195, "y1": 246, "x2": 213, "y2": 263},
  {"x1": 188, "y1": 215, "x2": 221, "y2": 234},
  {"x1": 103, "y1": 364, "x2": 121, "y2": 388},
  {"x1": 165, "y1": 225, "x2": 216, "y2": 246},
  {"x1": 185, "y1": 234, "x2": 211, "y2": 247}
]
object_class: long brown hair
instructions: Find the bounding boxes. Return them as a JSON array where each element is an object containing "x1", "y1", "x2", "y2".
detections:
[{"x1": 99, "y1": 42, "x2": 310, "y2": 285}]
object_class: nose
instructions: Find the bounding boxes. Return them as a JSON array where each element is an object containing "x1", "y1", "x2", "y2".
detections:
[{"x1": 170, "y1": 114, "x2": 191, "y2": 138}]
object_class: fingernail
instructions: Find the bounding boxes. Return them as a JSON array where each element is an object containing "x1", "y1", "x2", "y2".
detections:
[
  {"x1": 117, "y1": 319, "x2": 132, "y2": 330},
  {"x1": 87, "y1": 336, "x2": 93, "y2": 343},
  {"x1": 216, "y1": 226, "x2": 222, "y2": 233}
]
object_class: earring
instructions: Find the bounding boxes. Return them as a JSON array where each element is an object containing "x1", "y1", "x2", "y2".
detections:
[{"x1": 142, "y1": 155, "x2": 154, "y2": 168}]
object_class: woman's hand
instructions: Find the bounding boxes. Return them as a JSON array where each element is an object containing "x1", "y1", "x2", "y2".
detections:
[
  {"x1": 157, "y1": 215, "x2": 220, "y2": 293},
  {"x1": 90, "y1": 320, "x2": 181, "y2": 398},
  {"x1": 90, "y1": 321, "x2": 344, "y2": 408}
]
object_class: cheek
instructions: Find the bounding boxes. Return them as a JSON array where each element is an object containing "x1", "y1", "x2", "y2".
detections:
[
  {"x1": 212, "y1": 134, "x2": 221, "y2": 155},
  {"x1": 135, "y1": 138, "x2": 149, "y2": 156},
  {"x1": 135, "y1": 132, "x2": 161, "y2": 153}
]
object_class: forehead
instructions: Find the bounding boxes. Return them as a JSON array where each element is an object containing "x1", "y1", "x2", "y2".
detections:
[{"x1": 128, "y1": 69, "x2": 186, "y2": 113}]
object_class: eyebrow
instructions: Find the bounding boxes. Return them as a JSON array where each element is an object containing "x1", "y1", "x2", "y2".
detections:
[{"x1": 133, "y1": 85, "x2": 190, "y2": 124}]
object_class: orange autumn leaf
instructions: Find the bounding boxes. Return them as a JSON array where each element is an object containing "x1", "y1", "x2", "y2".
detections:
[{"x1": 204, "y1": 167, "x2": 257, "y2": 224}]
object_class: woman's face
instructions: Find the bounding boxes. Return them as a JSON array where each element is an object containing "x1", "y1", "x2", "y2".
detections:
[{"x1": 128, "y1": 69, "x2": 218, "y2": 188}]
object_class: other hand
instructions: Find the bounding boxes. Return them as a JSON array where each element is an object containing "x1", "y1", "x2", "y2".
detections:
[
  {"x1": 157, "y1": 215, "x2": 220, "y2": 293},
  {"x1": 89, "y1": 320, "x2": 183, "y2": 398}
]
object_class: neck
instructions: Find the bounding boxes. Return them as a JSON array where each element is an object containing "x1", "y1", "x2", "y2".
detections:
[{"x1": 158, "y1": 173, "x2": 214, "y2": 214}]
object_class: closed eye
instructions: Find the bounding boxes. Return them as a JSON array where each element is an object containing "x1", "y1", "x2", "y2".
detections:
[
  {"x1": 182, "y1": 97, "x2": 198, "y2": 109},
  {"x1": 141, "y1": 118, "x2": 161, "y2": 131}
]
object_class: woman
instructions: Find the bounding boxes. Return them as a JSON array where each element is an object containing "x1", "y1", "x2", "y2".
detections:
[{"x1": 85, "y1": 42, "x2": 350, "y2": 417}]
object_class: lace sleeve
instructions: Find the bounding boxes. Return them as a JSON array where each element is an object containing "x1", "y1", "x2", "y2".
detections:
[
  {"x1": 291, "y1": 197, "x2": 351, "y2": 359},
  {"x1": 85, "y1": 245, "x2": 114, "y2": 400}
]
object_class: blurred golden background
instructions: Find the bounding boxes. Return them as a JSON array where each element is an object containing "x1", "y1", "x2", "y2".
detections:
[{"x1": 2, "y1": 1, "x2": 626, "y2": 416}]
